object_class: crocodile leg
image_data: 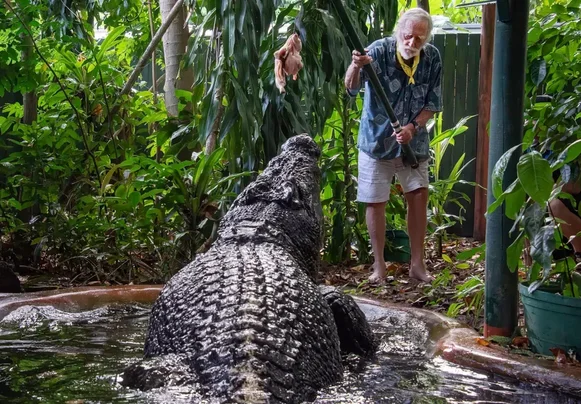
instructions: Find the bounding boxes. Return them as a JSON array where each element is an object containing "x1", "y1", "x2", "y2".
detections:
[
  {"x1": 318, "y1": 286, "x2": 377, "y2": 357},
  {"x1": 120, "y1": 353, "x2": 197, "y2": 391}
]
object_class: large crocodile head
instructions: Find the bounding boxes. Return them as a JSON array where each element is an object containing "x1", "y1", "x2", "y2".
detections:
[{"x1": 218, "y1": 134, "x2": 323, "y2": 279}]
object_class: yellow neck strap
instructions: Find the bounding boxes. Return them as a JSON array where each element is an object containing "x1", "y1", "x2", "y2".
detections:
[{"x1": 396, "y1": 51, "x2": 420, "y2": 85}]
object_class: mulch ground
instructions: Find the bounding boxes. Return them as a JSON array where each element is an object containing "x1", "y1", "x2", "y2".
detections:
[{"x1": 320, "y1": 237, "x2": 487, "y2": 332}]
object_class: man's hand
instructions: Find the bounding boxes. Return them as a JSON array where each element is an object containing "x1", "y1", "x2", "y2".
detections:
[
  {"x1": 394, "y1": 123, "x2": 415, "y2": 144},
  {"x1": 351, "y1": 50, "x2": 373, "y2": 69}
]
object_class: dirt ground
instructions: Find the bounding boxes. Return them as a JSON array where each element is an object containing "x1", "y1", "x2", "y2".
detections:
[{"x1": 320, "y1": 238, "x2": 487, "y2": 332}]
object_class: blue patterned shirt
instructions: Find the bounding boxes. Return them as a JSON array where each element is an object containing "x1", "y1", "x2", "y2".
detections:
[{"x1": 348, "y1": 37, "x2": 443, "y2": 161}]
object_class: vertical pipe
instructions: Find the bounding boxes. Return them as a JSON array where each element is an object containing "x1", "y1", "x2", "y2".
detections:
[
  {"x1": 484, "y1": 0, "x2": 530, "y2": 338},
  {"x1": 473, "y1": 4, "x2": 496, "y2": 241},
  {"x1": 417, "y1": 0, "x2": 430, "y2": 13}
]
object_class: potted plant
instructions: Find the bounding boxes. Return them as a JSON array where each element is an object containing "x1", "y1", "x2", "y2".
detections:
[
  {"x1": 384, "y1": 184, "x2": 411, "y2": 263},
  {"x1": 488, "y1": 1, "x2": 581, "y2": 356}
]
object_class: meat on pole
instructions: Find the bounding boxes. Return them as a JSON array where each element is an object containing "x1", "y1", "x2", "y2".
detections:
[{"x1": 330, "y1": 0, "x2": 419, "y2": 169}]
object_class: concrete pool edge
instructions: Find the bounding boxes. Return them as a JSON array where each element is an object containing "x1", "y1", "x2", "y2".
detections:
[
  {"x1": 354, "y1": 296, "x2": 581, "y2": 397},
  {"x1": 2, "y1": 285, "x2": 581, "y2": 397}
]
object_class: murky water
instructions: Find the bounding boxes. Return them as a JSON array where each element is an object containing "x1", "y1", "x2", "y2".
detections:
[{"x1": 0, "y1": 303, "x2": 579, "y2": 404}]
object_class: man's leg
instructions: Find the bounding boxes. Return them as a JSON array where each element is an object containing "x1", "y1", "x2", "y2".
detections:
[
  {"x1": 397, "y1": 159, "x2": 433, "y2": 282},
  {"x1": 367, "y1": 202, "x2": 387, "y2": 282},
  {"x1": 549, "y1": 198, "x2": 581, "y2": 253},
  {"x1": 356, "y1": 152, "x2": 394, "y2": 283},
  {"x1": 404, "y1": 187, "x2": 432, "y2": 281}
]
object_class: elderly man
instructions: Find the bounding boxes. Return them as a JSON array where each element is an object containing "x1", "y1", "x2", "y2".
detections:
[{"x1": 345, "y1": 8, "x2": 442, "y2": 283}]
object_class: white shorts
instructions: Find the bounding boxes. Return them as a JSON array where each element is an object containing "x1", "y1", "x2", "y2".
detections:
[{"x1": 356, "y1": 152, "x2": 429, "y2": 203}]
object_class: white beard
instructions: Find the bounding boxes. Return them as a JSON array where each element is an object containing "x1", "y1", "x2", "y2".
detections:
[{"x1": 397, "y1": 42, "x2": 420, "y2": 60}]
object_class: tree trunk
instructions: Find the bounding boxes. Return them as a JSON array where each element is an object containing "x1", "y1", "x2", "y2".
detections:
[
  {"x1": 22, "y1": 93, "x2": 37, "y2": 124},
  {"x1": 417, "y1": 0, "x2": 430, "y2": 13},
  {"x1": 160, "y1": 0, "x2": 194, "y2": 117},
  {"x1": 21, "y1": 17, "x2": 37, "y2": 124}
]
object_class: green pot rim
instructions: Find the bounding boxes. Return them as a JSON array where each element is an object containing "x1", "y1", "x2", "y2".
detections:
[{"x1": 519, "y1": 281, "x2": 581, "y2": 308}]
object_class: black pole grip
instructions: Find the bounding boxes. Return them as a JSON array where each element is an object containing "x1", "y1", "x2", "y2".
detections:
[{"x1": 330, "y1": 0, "x2": 419, "y2": 169}]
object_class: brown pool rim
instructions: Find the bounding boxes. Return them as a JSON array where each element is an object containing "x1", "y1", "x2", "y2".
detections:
[{"x1": 1, "y1": 285, "x2": 581, "y2": 397}]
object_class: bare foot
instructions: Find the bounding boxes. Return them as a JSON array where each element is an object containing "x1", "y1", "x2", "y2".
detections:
[
  {"x1": 409, "y1": 263, "x2": 434, "y2": 283},
  {"x1": 368, "y1": 262, "x2": 387, "y2": 283}
]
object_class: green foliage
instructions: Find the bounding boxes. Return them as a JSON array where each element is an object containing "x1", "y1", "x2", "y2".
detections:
[
  {"x1": 486, "y1": 0, "x2": 581, "y2": 296},
  {"x1": 0, "y1": 0, "x2": 484, "y2": 283},
  {"x1": 319, "y1": 95, "x2": 368, "y2": 264},
  {"x1": 0, "y1": 3, "x2": 248, "y2": 282},
  {"x1": 398, "y1": 0, "x2": 482, "y2": 24},
  {"x1": 525, "y1": 0, "x2": 581, "y2": 152},
  {"x1": 427, "y1": 114, "x2": 476, "y2": 255},
  {"x1": 447, "y1": 275, "x2": 484, "y2": 326}
]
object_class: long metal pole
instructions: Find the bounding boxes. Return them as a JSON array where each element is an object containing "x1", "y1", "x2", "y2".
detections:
[{"x1": 484, "y1": 0, "x2": 530, "y2": 338}]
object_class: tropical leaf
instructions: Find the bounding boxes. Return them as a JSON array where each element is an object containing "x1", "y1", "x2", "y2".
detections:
[
  {"x1": 517, "y1": 151, "x2": 553, "y2": 205},
  {"x1": 491, "y1": 144, "x2": 522, "y2": 199}
]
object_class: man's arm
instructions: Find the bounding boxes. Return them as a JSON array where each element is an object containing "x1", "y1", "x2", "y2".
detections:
[
  {"x1": 345, "y1": 63, "x2": 362, "y2": 92},
  {"x1": 414, "y1": 110, "x2": 435, "y2": 128},
  {"x1": 396, "y1": 110, "x2": 435, "y2": 144},
  {"x1": 344, "y1": 50, "x2": 372, "y2": 93}
]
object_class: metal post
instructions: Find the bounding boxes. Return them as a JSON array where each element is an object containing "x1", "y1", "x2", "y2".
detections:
[{"x1": 484, "y1": 0, "x2": 530, "y2": 338}]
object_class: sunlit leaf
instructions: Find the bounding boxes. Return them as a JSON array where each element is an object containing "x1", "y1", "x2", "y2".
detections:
[
  {"x1": 492, "y1": 144, "x2": 521, "y2": 199},
  {"x1": 517, "y1": 151, "x2": 553, "y2": 205}
]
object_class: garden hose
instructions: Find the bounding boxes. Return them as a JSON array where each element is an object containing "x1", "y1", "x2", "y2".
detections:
[{"x1": 329, "y1": 0, "x2": 419, "y2": 169}]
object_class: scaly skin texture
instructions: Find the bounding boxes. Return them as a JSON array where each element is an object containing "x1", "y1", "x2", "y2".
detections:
[{"x1": 122, "y1": 135, "x2": 375, "y2": 403}]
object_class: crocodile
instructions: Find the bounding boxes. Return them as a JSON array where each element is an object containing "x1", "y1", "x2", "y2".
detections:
[{"x1": 121, "y1": 134, "x2": 376, "y2": 403}]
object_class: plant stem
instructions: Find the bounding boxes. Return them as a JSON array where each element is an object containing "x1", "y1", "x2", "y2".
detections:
[
  {"x1": 548, "y1": 202, "x2": 576, "y2": 297},
  {"x1": 342, "y1": 94, "x2": 353, "y2": 260}
]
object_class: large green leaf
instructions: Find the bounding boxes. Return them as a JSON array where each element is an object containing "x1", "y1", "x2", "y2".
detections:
[
  {"x1": 517, "y1": 151, "x2": 554, "y2": 205},
  {"x1": 553, "y1": 139, "x2": 581, "y2": 170},
  {"x1": 530, "y1": 58, "x2": 547, "y2": 86},
  {"x1": 491, "y1": 144, "x2": 521, "y2": 199},
  {"x1": 523, "y1": 202, "x2": 546, "y2": 240},
  {"x1": 507, "y1": 232, "x2": 525, "y2": 273},
  {"x1": 430, "y1": 115, "x2": 476, "y2": 146},
  {"x1": 505, "y1": 181, "x2": 526, "y2": 220},
  {"x1": 486, "y1": 178, "x2": 520, "y2": 215},
  {"x1": 96, "y1": 26, "x2": 126, "y2": 62},
  {"x1": 529, "y1": 224, "x2": 556, "y2": 275}
]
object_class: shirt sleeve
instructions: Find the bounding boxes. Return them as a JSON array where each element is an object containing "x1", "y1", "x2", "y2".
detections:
[{"x1": 424, "y1": 47, "x2": 443, "y2": 112}]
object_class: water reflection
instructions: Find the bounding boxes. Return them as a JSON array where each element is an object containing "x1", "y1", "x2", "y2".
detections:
[{"x1": 0, "y1": 304, "x2": 578, "y2": 403}]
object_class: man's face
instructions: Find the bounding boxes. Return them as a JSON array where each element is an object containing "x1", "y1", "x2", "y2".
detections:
[{"x1": 397, "y1": 19, "x2": 429, "y2": 60}]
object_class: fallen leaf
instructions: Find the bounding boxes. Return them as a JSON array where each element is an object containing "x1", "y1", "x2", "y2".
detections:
[
  {"x1": 386, "y1": 263, "x2": 398, "y2": 273},
  {"x1": 476, "y1": 337, "x2": 491, "y2": 347},
  {"x1": 550, "y1": 347, "x2": 568, "y2": 364},
  {"x1": 352, "y1": 265, "x2": 367, "y2": 273},
  {"x1": 511, "y1": 336, "x2": 529, "y2": 348},
  {"x1": 487, "y1": 335, "x2": 512, "y2": 346}
]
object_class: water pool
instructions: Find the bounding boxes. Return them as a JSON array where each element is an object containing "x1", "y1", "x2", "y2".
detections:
[{"x1": 0, "y1": 302, "x2": 579, "y2": 403}]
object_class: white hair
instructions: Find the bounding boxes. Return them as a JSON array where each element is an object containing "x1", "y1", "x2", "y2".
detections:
[{"x1": 394, "y1": 8, "x2": 434, "y2": 43}]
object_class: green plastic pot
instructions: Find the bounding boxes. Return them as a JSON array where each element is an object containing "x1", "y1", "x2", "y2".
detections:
[
  {"x1": 384, "y1": 230, "x2": 411, "y2": 263},
  {"x1": 519, "y1": 282, "x2": 581, "y2": 356}
]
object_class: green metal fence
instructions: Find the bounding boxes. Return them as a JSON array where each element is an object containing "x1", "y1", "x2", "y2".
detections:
[{"x1": 432, "y1": 27, "x2": 481, "y2": 237}]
